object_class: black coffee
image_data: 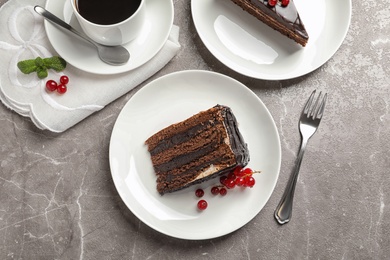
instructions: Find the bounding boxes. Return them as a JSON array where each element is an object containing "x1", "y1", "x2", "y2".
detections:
[{"x1": 77, "y1": 0, "x2": 141, "y2": 25}]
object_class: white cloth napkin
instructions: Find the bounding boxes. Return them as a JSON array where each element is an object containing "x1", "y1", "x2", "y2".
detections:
[{"x1": 0, "y1": 0, "x2": 181, "y2": 132}]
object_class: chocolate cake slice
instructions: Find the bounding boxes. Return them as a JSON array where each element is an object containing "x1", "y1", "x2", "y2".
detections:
[
  {"x1": 145, "y1": 105, "x2": 250, "y2": 195},
  {"x1": 231, "y1": 0, "x2": 309, "y2": 46}
]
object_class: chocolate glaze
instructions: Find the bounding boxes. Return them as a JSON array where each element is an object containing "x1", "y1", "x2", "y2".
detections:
[
  {"x1": 221, "y1": 105, "x2": 250, "y2": 166},
  {"x1": 231, "y1": 0, "x2": 308, "y2": 45},
  {"x1": 250, "y1": 0, "x2": 308, "y2": 39}
]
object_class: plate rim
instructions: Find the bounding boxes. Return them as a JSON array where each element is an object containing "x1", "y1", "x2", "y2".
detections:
[
  {"x1": 109, "y1": 70, "x2": 282, "y2": 240},
  {"x1": 191, "y1": 0, "x2": 352, "y2": 80},
  {"x1": 44, "y1": 0, "x2": 174, "y2": 75}
]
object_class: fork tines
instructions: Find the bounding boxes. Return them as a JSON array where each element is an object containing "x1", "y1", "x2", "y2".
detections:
[{"x1": 304, "y1": 90, "x2": 327, "y2": 119}]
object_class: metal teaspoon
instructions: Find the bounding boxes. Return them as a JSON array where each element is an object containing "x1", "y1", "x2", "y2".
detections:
[{"x1": 34, "y1": 5, "x2": 130, "y2": 66}]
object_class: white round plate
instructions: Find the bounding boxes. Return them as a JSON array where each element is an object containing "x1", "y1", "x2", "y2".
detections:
[
  {"x1": 109, "y1": 70, "x2": 281, "y2": 240},
  {"x1": 191, "y1": 0, "x2": 352, "y2": 80},
  {"x1": 44, "y1": 0, "x2": 173, "y2": 75}
]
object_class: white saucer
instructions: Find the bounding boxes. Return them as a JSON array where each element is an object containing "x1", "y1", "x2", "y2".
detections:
[
  {"x1": 191, "y1": 0, "x2": 352, "y2": 80},
  {"x1": 44, "y1": 0, "x2": 173, "y2": 75},
  {"x1": 109, "y1": 70, "x2": 281, "y2": 239}
]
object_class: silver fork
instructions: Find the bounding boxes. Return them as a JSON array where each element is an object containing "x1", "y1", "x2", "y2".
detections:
[{"x1": 274, "y1": 90, "x2": 327, "y2": 225}]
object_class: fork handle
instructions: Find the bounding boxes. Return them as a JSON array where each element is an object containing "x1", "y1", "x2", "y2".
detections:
[{"x1": 274, "y1": 137, "x2": 308, "y2": 224}]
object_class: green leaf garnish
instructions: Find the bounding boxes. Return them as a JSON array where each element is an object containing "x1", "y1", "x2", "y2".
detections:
[
  {"x1": 35, "y1": 57, "x2": 45, "y2": 68},
  {"x1": 37, "y1": 68, "x2": 48, "y2": 79},
  {"x1": 17, "y1": 56, "x2": 67, "y2": 79},
  {"x1": 17, "y1": 59, "x2": 37, "y2": 74},
  {"x1": 43, "y1": 57, "x2": 67, "y2": 72}
]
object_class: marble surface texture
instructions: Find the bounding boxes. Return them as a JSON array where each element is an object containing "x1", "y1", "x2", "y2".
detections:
[{"x1": 1, "y1": 0, "x2": 389, "y2": 259}]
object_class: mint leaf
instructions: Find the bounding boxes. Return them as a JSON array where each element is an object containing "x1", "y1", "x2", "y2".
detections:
[
  {"x1": 17, "y1": 56, "x2": 67, "y2": 79},
  {"x1": 37, "y1": 68, "x2": 48, "y2": 79},
  {"x1": 43, "y1": 56, "x2": 67, "y2": 72},
  {"x1": 17, "y1": 60, "x2": 37, "y2": 74},
  {"x1": 35, "y1": 57, "x2": 45, "y2": 69}
]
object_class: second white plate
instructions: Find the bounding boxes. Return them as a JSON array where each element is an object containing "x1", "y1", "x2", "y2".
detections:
[
  {"x1": 109, "y1": 70, "x2": 281, "y2": 239},
  {"x1": 191, "y1": 0, "x2": 352, "y2": 80},
  {"x1": 45, "y1": 0, "x2": 173, "y2": 74}
]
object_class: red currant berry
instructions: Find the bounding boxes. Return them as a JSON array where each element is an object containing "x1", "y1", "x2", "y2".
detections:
[
  {"x1": 220, "y1": 176, "x2": 227, "y2": 185},
  {"x1": 195, "y1": 189, "x2": 204, "y2": 198},
  {"x1": 57, "y1": 84, "x2": 67, "y2": 94},
  {"x1": 197, "y1": 200, "x2": 208, "y2": 210},
  {"x1": 242, "y1": 168, "x2": 254, "y2": 176},
  {"x1": 235, "y1": 177, "x2": 245, "y2": 186},
  {"x1": 227, "y1": 172, "x2": 236, "y2": 180},
  {"x1": 219, "y1": 188, "x2": 227, "y2": 196},
  {"x1": 60, "y1": 75, "x2": 69, "y2": 85},
  {"x1": 233, "y1": 166, "x2": 243, "y2": 176},
  {"x1": 236, "y1": 170, "x2": 246, "y2": 177},
  {"x1": 45, "y1": 80, "x2": 57, "y2": 92},
  {"x1": 281, "y1": 0, "x2": 290, "y2": 7},
  {"x1": 226, "y1": 179, "x2": 236, "y2": 189},
  {"x1": 268, "y1": 0, "x2": 277, "y2": 7},
  {"x1": 211, "y1": 186, "x2": 220, "y2": 195},
  {"x1": 245, "y1": 176, "x2": 256, "y2": 188}
]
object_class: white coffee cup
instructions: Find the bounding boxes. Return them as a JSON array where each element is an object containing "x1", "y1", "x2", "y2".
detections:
[{"x1": 70, "y1": 0, "x2": 145, "y2": 46}]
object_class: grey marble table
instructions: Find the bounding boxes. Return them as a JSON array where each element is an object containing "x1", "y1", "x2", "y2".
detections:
[{"x1": 1, "y1": 0, "x2": 389, "y2": 259}]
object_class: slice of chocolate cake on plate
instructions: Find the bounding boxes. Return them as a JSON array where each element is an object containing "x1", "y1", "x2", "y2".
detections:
[
  {"x1": 231, "y1": 0, "x2": 309, "y2": 46},
  {"x1": 145, "y1": 105, "x2": 250, "y2": 195}
]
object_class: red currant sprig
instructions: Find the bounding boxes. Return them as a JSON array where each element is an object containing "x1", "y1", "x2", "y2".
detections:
[
  {"x1": 45, "y1": 75, "x2": 69, "y2": 94},
  {"x1": 267, "y1": 0, "x2": 289, "y2": 7},
  {"x1": 193, "y1": 167, "x2": 261, "y2": 211},
  {"x1": 220, "y1": 167, "x2": 261, "y2": 189}
]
